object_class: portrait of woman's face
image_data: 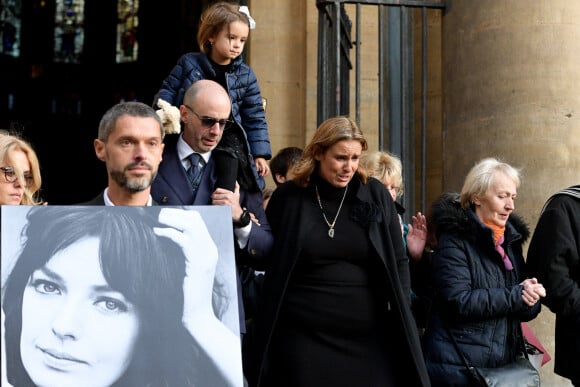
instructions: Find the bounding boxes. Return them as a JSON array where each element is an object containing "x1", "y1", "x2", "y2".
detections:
[{"x1": 19, "y1": 237, "x2": 141, "y2": 387}]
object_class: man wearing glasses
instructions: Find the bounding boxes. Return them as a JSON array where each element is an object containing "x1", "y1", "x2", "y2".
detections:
[
  {"x1": 151, "y1": 79, "x2": 273, "y2": 342},
  {"x1": 152, "y1": 79, "x2": 272, "y2": 256}
]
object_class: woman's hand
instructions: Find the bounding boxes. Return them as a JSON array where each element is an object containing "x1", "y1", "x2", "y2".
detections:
[
  {"x1": 520, "y1": 277, "x2": 546, "y2": 307},
  {"x1": 406, "y1": 212, "x2": 427, "y2": 261},
  {"x1": 155, "y1": 208, "x2": 218, "y2": 317}
]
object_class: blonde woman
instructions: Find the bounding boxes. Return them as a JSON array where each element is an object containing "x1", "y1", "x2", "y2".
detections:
[
  {"x1": 359, "y1": 150, "x2": 427, "y2": 261},
  {"x1": 250, "y1": 117, "x2": 429, "y2": 387},
  {"x1": 0, "y1": 132, "x2": 42, "y2": 205},
  {"x1": 422, "y1": 158, "x2": 545, "y2": 386}
]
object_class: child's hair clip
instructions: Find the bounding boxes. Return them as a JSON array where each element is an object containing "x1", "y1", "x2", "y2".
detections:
[{"x1": 239, "y1": 6, "x2": 256, "y2": 29}]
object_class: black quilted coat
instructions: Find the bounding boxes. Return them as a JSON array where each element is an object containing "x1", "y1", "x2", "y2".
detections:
[{"x1": 421, "y1": 199, "x2": 540, "y2": 386}]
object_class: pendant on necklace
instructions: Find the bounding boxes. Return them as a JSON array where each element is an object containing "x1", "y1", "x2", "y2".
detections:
[{"x1": 315, "y1": 184, "x2": 348, "y2": 240}]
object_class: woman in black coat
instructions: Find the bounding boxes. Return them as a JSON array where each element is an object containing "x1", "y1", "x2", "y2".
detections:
[
  {"x1": 421, "y1": 158, "x2": 545, "y2": 386},
  {"x1": 246, "y1": 116, "x2": 430, "y2": 387}
]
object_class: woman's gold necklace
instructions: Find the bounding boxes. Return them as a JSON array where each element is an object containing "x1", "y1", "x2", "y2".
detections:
[{"x1": 315, "y1": 184, "x2": 348, "y2": 238}]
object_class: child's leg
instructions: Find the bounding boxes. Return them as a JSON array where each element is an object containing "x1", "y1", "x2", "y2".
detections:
[
  {"x1": 215, "y1": 126, "x2": 261, "y2": 192},
  {"x1": 213, "y1": 149, "x2": 238, "y2": 192}
]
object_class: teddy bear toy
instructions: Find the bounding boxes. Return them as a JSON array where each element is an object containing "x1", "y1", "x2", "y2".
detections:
[{"x1": 155, "y1": 98, "x2": 181, "y2": 134}]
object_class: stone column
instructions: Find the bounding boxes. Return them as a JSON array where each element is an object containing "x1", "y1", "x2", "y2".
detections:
[{"x1": 443, "y1": 1, "x2": 580, "y2": 385}]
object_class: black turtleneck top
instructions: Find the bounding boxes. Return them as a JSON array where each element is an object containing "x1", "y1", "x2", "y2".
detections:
[{"x1": 280, "y1": 174, "x2": 390, "y2": 333}]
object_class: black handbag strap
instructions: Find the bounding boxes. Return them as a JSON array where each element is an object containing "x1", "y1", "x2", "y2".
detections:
[
  {"x1": 444, "y1": 324, "x2": 481, "y2": 379},
  {"x1": 444, "y1": 322, "x2": 529, "y2": 375}
]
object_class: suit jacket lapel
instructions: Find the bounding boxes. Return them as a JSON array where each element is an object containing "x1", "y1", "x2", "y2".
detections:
[{"x1": 158, "y1": 148, "x2": 195, "y2": 204}]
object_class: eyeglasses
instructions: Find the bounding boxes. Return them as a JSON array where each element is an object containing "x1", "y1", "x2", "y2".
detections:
[
  {"x1": 0, "y1": 166, "x2": 34, "y2": 188},
  {"x1": 183, "y1": 105, "x2": 233, "y2": 130}
]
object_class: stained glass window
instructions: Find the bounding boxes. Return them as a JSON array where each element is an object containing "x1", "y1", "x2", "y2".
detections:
[
  {"x1": 0, "y1": 0, "x2": 22, "y2": 58},
  {"x1": 116, "y1": 0, "x2": 138, "y2": 63},
  {"x1": 54, "y1": 0, "x2": 85, "y2": 63}
]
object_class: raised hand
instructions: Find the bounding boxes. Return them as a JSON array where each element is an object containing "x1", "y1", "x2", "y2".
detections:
[{"x1": 406, "y1": 212, "x2": 427, "y2": 261}]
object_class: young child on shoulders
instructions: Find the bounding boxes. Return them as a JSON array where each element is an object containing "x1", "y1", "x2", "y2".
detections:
[{"x1": 155, "y1": 1, "x2": 271, "y2": 193}]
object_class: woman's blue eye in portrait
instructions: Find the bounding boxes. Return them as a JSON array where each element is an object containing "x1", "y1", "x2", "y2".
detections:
[
  {"x1": 30, "y1": 278, "x2": 61, "y2": 296},
  {"x1": 95, "y1": 297, "x2": 129, "y2": 313}
]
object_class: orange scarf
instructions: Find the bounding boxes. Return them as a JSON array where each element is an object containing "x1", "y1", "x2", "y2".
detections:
[
  {"x1": 482, "y1": 221, "x2": 505, "y2": 245},
  {"x1": 483, "y1": 220, "x2": 513, "y2": 270}
]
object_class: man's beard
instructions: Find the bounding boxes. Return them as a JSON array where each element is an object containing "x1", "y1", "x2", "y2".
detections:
[{"x1": 111, "y1": 163, "x2": 156, "y2": 193}]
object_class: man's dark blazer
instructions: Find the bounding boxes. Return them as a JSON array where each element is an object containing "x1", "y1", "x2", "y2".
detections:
[
  {"x1": 151, "y1": 135, "x2": 273, "y2": 269},
  {"x1": 80, "y1": 191, "x2": 108, "y2": 205}
]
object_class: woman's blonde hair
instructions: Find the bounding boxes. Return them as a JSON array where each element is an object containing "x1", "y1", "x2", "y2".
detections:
[
  {"x1": 0, "y1": 132, "x2": 43, "y2": 205},
  {"x1": 460, "y1": 157, "x2": 521, "y2": 209},
  {"x1": 359, "y1": 150, "x2": 404, "y2": 198},
  {"x1": 293, "y1": 116, "x2": 368, "y2": 187},
  {"x1": 197, "y1": 1, "x2": 251, "y2": 54}
]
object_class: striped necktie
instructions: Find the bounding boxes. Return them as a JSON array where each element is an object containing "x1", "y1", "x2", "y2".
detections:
[{"x1": 186, "y1": 153, "x2": 204, "y2": 193}]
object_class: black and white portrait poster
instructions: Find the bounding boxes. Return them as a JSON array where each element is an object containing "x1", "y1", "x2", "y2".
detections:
[{"x1": 1, "y1": 205, "x2": 243, "y2": 387}]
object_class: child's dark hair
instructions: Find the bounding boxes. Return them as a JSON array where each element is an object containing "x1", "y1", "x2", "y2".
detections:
[{"x1": 270, "y1": 147, "x2": 303, "y2": 186}]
